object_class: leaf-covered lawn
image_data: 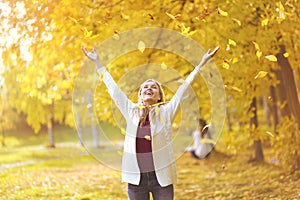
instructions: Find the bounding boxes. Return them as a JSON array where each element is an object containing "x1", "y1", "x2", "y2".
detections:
[{"x1": 1, "y1": 146, "x2": 299, "y2": 200}]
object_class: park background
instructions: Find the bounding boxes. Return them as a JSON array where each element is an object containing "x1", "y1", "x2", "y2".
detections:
[{"x1": 0, "y1": 0, "x2": 300, "y2": 199}]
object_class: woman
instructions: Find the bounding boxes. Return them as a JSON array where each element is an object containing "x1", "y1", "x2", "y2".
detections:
[
  {"x1": 82, "y1": 46, "x2": 219, "y2": 200},
  {"x1": 185, "y1": 119, "x2": 214, "y2": 160}
]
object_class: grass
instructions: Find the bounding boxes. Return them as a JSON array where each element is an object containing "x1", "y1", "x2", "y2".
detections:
[{"x1": 1, "y1": 125, "x2": 300, "y2": 199}]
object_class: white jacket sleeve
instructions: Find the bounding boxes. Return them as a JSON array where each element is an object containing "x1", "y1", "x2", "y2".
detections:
[
  {"x1": 98, "y1": 68, "x2": 133, "y2": 119},
  {"x1": 165, "y1": 68, "x2": 199, "y2": 122}
]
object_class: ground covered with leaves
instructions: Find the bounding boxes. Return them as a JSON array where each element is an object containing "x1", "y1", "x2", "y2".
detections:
[{"x1": 1, "y1": 144, "x2": 299, "y2": 200}]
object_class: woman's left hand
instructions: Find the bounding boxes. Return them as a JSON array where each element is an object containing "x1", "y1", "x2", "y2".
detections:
[{"x1": 82, "y1": 47, "x2": 99, "y2": 63}]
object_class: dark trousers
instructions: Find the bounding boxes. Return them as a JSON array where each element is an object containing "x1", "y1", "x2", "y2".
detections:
[{"x1": 127, "y1": 171, "x2": 174, "y2": 200}]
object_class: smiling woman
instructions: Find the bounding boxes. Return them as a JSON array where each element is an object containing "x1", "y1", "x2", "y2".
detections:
[{"x1": 82, "y1": 45, "x2": 219, "y2": 200}]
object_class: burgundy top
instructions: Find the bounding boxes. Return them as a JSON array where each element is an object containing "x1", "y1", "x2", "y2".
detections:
[{"x1": 136, "y1": 115, "x2": 155, "y2": 172}]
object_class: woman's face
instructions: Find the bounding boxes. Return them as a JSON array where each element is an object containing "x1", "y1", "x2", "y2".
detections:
[{"x1": 140, "y1": 80, "x2": 161, "y2": 106}]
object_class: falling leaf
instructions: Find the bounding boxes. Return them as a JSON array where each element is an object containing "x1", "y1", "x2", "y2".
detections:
[
  {"x1": 120, "y1": 12, "x2": 130, "y2": 20},
  {"x1": 252, "y1": 41, "x2": 260, "y2": 50},
  {"x1": 231, "y1": 86, "x2": 242, "y2": 92},
  {"x1": 228, "y1": 39, "x2": 236, "y2": 46},
  {"x1": 187, "y1": 30, "x2": 197, "y2": 36},
  {"x1": 160, "y1": 62, "x2": 167, "y2": 70},
  {"x1": 68, "y1": 16, "x2": 79, "y2": 24},
  {"x1": 223, "y1": 59, "x2": 230, "y2": 63},
  {"x1": 217, "y1": 8, "x2": 228, "y2": 16},
  {"x1": 232, "y1": 18, "x2": 241, "y2": 26},
  {"x1": 254, "y1": 71, "x2": 268, "y2": 79},
  {"x1": 222, "y1": 62, "x2": 230, "y2": 69},
  {"x1": 200, "y1": 138, "x2": 216, "y2": 145},
  {"x1": 180, "y1": 23, "x2": 190, "y2": 34},
  {"x1": 266, "y1": 131, "x2": 274, "y2": 137},
  {"x1": 121, "y1": 128, "x2": 126, "y2": 135},
  {"x1": 113, "y1": 32, "x2": 120, "y2": 40},
  {"x1": 138, "y1": 41, "x2": 146, "y2": 53},
  {"x1": 283, "y1": 52, "x2": 289, "y2": 58},
  {"x1": 265, "y1": 55, "x2": 277, "y2": 62},
  {"x1": 148, "y1": 13, "x2": 154, "y2": 20},
  {"x1": 256, "y1": 50, "x2": 262, "y2": 59},
  {"x1": 82, "y1": 27, "x2": 92, "y2": 38},
  {"x1": 138, "y1": 105, "x2": 146, "y2": 109},
  {"x1": 144, "y1": 135, "x2": 151, "y2": 141},
  {"x1": 261, "y1": 18, "x2": 269, "y2": 26},
  {"x1": 166, "y1": 12, "x2": 176, "y2": 20},
  {"x1": 232, "y1": 57, "x2": 239, "y2": 64},
  {"x1": 226, "y1": 44, "x2": 230, "y2": 51},
  {"x1": 278, "y1": 1, "x2": 285, "y2": 20},
  {"x1": 222, "y1": 161, "x2": 226, "y2": 169}
]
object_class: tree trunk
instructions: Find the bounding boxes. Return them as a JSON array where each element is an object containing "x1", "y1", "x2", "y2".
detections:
[
  {"x1": 276, "y1": 45, "x2": 300, "y2": 129},
  {"x1": 1, "y1": 131, "x2": 5, "y2": 147},
  {"x1": 274, "y1": 68, "x2": 291, "y2": 118},
  {"x1": 250, "y1": 97, "x2": 264, "y2": 162},
  {"x1": 226, "y1": 107, "x2": 233, "y2": 132},
  {"x1": 47, "y1": 113, "x2": 55, "y2": 148},
  {"x1": 269, "y1": 85, "x2": 279, "y2": 133}
]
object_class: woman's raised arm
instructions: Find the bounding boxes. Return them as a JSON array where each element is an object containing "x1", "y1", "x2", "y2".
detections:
[{"x1": 82, "y1": 47, "x2": 133, "y2": 120}]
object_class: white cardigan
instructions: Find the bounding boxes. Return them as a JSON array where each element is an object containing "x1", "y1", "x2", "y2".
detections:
[{"x1": 99, "y1": 68, "x2": 199, "y2": 187}]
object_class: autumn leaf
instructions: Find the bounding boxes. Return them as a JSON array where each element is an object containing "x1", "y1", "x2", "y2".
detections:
[
  {"x1": 266, "y1": 131, "x2": 274, "y2": 137},
  {"x1": 138, "y1": 105, "x2": 145, "y2": 109},
  {"x1": 231, "y1": 86, "x2": 242, "y2": 92},
  {"x1": 232, "y1": 18, "x2": 241, "y2": 26},
  {"x1": 254, "y1": 71, "x2": 268, "y2": 79},
  {"x1": 278, "y1": 1, "x2": 285, "y2": 20},
  {"x1": 232, "y1": 57, "x2": 239, "y2": 64},
  {"x1": 222, "y1": 62, "x2": 230, "y2": 69},
  {"x1": 144, "y1": 135, "x2": 151, "y2": 141},
  {"x1": 226, "y1": 44, "x2": 230, "y2": 51},
  {"x1": 121, "y1": 128, "x2": 126, "y2": 135},
  {"x1": 265, "y1": 55, "x2": 277, "y2": 62},
  {"x1": 82, "y1": 27, "x2": 92, "y2": 38},
  {"x1": 120, "y1": 12, "x2": 130, "y2": 20},
  {"x1": 228, "y1": 39, "x2": 236, "y2": 46},
  {"x1": 148, "y1": 13, "x2": 154, "y2": 20},
  {"x1": 138, "y1": 41, "x2": 146, "y2": 53},
  {"x1": 217, "y1": 8, "x2": 228, "y2": 16},
  {"x1": 256, "y1": 50, "x2": 262, "y2": 59},
  {"x1": 166, "y1": 12, "x2": 176, "y2": 20},
  {"x1": 113, "y1": 31, "x2": 120, "y2": 40},
  {"x1": 283, "y1": 52, "x2": 289, "y2": 58},
  {"x1": 161, "y1": 62, "x2": 168, "y2": 70},
  {"x1": 252, "y1": 41, "x2": 260, "y2": 50},
  {"x1": 68, "y1": 16, "x2": 79, "y2": 24},
  {"x1": 261, "y1": 18, "x2": 269, "y2": 26}
]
